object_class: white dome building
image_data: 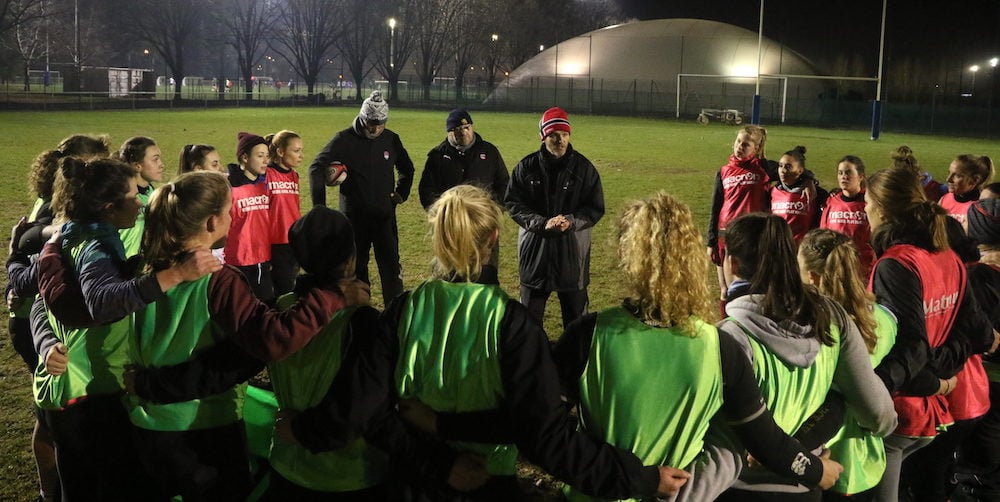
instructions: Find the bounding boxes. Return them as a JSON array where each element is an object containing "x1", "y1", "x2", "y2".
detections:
[{"x1": 488, "y1": 18, "x2": 834, "y2": 122}]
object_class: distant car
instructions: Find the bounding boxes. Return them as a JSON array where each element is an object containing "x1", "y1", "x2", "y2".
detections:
[{"x1": 697, "y1": 108, "x2": 744, "y2": 125}]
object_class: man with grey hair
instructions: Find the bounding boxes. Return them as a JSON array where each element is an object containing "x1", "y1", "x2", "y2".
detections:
[{"x1": 308, "y1": 90, "x2": 414, "y2": 305}]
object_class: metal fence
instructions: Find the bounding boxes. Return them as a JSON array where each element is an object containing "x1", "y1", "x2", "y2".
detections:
[{"x1": 2, "y1": 76, "x2": 997, "y2": 138}]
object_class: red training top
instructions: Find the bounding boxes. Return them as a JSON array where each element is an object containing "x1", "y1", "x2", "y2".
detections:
[
  {"x1": 717, "y1": 155, "x2": 770, "y2": 232},
  {"x1": 938, "y1": 192, "x2": 975, "y2": 226},
  {"x1": 265, "y1": 164, "x2": 301, "y2": 245},
  {"x1": 225, "y1": 165, "x2": 271, "y2": 267},
  {"x1": 820, "y1": 190, "x2": 875, "y2": 279},
  {"x1": 873, "y1": 244, "x2": 965, "y2": 437}
]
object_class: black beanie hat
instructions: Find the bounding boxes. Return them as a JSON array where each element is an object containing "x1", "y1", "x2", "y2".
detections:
[
  {"x1": 288, "y1": 207, "x2": 355, "y2": 278},
  {"x1": 446, "y1": 109, "x2": 473, "y2": 131},
  {"x1": 967, "y1": 198, "x2": 1000, "y2": 246}
]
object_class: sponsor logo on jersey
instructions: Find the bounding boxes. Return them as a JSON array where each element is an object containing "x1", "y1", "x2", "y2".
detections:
[
  {"x1": 772, "y1": 200, "x2": 808, "y2": 214},
  {"x1": 237, "y1": 194, "x2": 270, "y2": 211},
  {"x1": 827, "y1": 210, "x2": 867, "y2": 224},
  {"x1": 722, "y1": 171, "x2": 762, "y2": 190},
  {"x1": 924, "y1": 292, "x2": 959, "y2": 318}
]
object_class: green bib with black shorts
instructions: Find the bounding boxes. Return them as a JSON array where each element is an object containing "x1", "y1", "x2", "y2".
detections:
[
  {"x1": 268, "y1": 295, "x2": 387, "y2": 492},
  {"x1": 564, "y1": 308, "x2": 724, "y2": 502},
  {"x1": 395, "y1": 280, "x2": 518, "y2": 475},
  {"x1": 34, "y1": 227, "x2": 132, "y2": 410},
  {"x1": 827, "y1": 304, "x2": 897, "y2": 495},
  {"x1": 127, "y1": 275, "x2": 245, "y2": 431}
]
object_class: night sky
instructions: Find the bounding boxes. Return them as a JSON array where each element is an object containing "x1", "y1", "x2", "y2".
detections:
[{"x1": 613, "y1": 0, "x2": 1000, "y2": 74}]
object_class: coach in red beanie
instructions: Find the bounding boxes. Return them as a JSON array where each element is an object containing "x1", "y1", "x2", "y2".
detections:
[
  {"x1": 539, "y1": 106, "x2": 571, "y2": 139},
  {"x1": 504, "y1": 106, "x2": 605, "y2": 329}
]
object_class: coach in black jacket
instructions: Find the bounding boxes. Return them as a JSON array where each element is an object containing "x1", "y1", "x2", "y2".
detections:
[
  {"x1": 418, "y1": 109, "x2": 508, "y2": 209},
  {"x1": 307, "y1": 91, "x2": 414, "y2": 305},
  {"x1": 505, "y1": 107, "x2": 604, "y2": 328}
]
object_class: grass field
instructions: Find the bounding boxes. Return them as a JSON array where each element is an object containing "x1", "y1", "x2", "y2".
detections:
[{"x1": 0, "y1": 107, "x2": 996, "y2": 499}]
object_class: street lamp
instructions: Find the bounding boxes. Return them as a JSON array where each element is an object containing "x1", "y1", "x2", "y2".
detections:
[
  {"x1": 971, "y1": 64, "x2": 980, "y2": 96},
  {"x1": 143, "y1": 49, "x2": 156, "y2": 98},
  {"x1": 488, "y1": 34, "x2": 500, "y2": 90},
  {"x1": 388, "y1": 18, "x2": 396, "y2": 70}
]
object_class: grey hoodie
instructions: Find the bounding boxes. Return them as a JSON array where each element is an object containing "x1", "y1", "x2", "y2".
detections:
[{"x1": 721, "y1": 294, "x2": 897, "y2": 492}]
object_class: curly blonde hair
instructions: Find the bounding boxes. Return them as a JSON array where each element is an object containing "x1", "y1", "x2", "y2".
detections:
[
  {"x1": 427, "y1": 185, "x2": 503, "y2": 281},
  {"x1": 617, "y1": 191, "x2": 715, "y2": 335}
]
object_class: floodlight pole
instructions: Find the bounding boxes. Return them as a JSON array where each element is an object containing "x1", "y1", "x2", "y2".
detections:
[
  {"x1": 871, "y1": 0, "x2": 888, "y2": 140},
  {"x1": 751, "y1": 0, "x2": 763, "y2": 124}
]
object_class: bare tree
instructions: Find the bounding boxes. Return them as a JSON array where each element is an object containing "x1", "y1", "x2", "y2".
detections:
[
  {"x1": 123, "y1": 0, "x2": 200, "y2": 100},
  {"x1": 271, "y1": 0, "x2": 344, "y2": 98},
  {"x1": 3, "y1": 0, "x2": 47, "y2": 90},
  {"x1": 218, "y1": 0, "x2": 272, "y2": 101},
  {"x1": 336, "y1": 0, "x2": 378, "y2": 102},
  {"x1": 0, "y1": 0, "x2": 41, "y2": 39},
  {"x1": 373, "y1": 0, "x2": 416, "y2": 102},
  {"x1": 409, "y1": 0, "x2": 459, "y2": 101},
  {"x1": 449, "y1": 2, "x2": 481, "y2": 101}
]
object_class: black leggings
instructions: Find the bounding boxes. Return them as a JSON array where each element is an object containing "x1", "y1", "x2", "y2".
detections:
[
  {"x1": 235, "y1": 262, "x2": 275, "y2": 304},
  {"x1": 8, "y1": 315, "x2": 37, "y2": 373},
  {"x1": 132, "y1": 421, "x2": 253, "y2": 502},
  {"x1": 270, "y1": 243, "x2": 299, "y2": 298},
  {"x1": 901, "y1": 417, "x2": 982, "y2": 502},
  {"x1": 43, "y1": 393, "x2": 159, "y2": 501}
]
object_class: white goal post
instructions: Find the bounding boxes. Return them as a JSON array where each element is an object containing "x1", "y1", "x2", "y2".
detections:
[{"x1": 676, "y1": 73, "x2": 878, "y2": 124}]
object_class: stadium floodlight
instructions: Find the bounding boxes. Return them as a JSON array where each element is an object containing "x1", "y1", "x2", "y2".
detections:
[{"x1": 991, "y1": 58, "x2": 999, "y2": 68}]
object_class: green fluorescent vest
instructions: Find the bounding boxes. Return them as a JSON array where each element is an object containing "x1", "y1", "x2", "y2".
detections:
[
  {"x1": 395, "y1": 280, "x2": 518, "y2": 475},
  {"x1": 118, "y1": 189, "x2": 149, "y2": 259},
  {"x1": 827, "y1": 304, "x2": 897, "y2": 495},
  {"x1": 565, "y1": 308, "x2": 724, "y2": 502},
  {"x1": 127, "y1": 275, "x2": 245, "y2": 431},
  {"x1": 267, "y1": 295, "x2": 386, "y2": 492},
  {"x1": 34, "y1": 234, "x2": 131, "y2": 410},
  {"x1": 11, "y1": 198, "x2": 47, "y2": 320},
  {"x1": 741, "y1": 322, "x2": 841, "y2": 435}
]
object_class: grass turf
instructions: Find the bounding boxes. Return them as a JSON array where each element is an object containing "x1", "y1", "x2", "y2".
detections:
[{"x1": 0, "y1": 107, "x2": 995, "y2": 499}]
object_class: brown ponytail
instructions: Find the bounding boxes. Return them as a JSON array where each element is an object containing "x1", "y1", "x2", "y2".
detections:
[
  {"x1": 142, "y1": 172, "x2": 230, "y2": 272},
  {"x1": 725, "y1": 213, "x2": 834, "y2": 345}
]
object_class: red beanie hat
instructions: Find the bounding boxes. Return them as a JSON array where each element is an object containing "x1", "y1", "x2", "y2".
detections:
[
  {"x1": 539, "y1": 107, "x2": 571, "y2": 140},
  {"x1": 236, "y1": 131, "x2": 267, "y2": 159}
]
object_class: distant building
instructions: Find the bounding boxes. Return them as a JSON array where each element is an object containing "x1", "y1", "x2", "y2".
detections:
[{"x1": 488, "y1": 18, "x2": 833, "y2": 122}]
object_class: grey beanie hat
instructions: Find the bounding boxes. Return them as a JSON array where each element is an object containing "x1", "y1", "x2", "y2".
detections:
[{"x1": 359, "y1": 90, "x2": 389, "y2": 124}]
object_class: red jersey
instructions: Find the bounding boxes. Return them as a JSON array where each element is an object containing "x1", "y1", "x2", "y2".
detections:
[
  {"x1": 717, "y1": 155, "x2": 769, "y2": 231},
  {"x1": 265, "y1": 164, "x2": 301, "y2": 245},
  {"x1": 820, "y1": 190, "x2": 875, "y2": 278},
  {"x1": 938, "y1": 192, "x2": 975, "y2": 225},
  {"x1": 225, "y1": 166, "x2": 271, "y2": 266},
  {"x1": 874, "y1": 245, "x2": 965, "y2": 437},
  {"x1": 769, "y1": 181, "x2": 818, "y2": 244}
]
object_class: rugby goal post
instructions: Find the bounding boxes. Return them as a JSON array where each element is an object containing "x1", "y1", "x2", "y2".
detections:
[{"x1": 676, "y1": 73, "x2": 878, "y2": 125}]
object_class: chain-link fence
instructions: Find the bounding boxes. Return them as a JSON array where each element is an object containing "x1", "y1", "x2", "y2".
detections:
[{"x1": 3, "y1": 74, "x2": 997, "y2": 137}]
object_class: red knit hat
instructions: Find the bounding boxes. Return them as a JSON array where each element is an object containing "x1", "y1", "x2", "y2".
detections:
[
  {"x1": 236, "y1": 131, "x2": 267, "y2": 159},
  {"x1": 539, "y1": 107, "x2": 571, "y2": 139}
]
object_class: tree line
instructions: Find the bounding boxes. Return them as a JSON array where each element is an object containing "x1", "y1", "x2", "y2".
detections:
[{"x1": 0, "y1": 0, "x2": 624, "y2": 101}]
